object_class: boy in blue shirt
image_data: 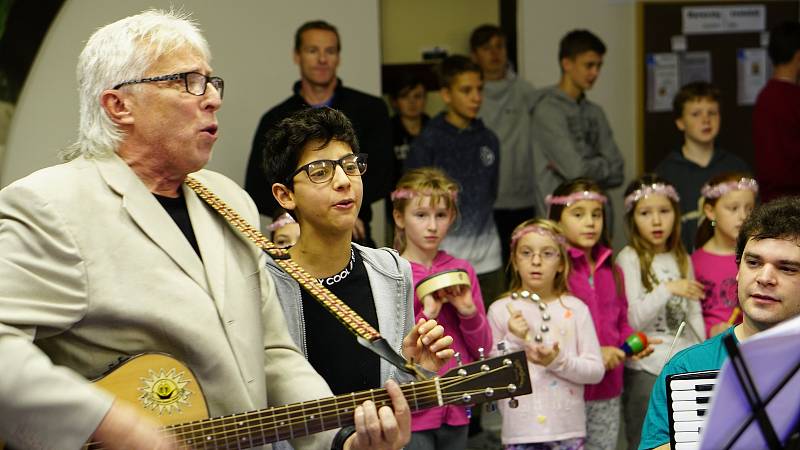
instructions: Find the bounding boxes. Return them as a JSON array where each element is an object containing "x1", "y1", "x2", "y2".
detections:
[{"x1": 405, "y1": 55, "x2": 503, "y2": 305}]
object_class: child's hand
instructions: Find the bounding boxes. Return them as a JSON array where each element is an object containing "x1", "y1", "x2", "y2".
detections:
[
  {"x1": 507, "y1": 308, "x2": 530, "y2": 341},
  {"x1": 527, "y1": 342, "x2": 560, "y2": 367},
  {"x1": 421, "y1": 294, "x2": 444, "y2": 319},
  {"x1": 438, "y1": 285, "x2": 476, "y2": 317},
  {"x1": 601, "y1": 346, "x2": 626, "y2": 371},
  {"x1": 665, "y1": 279, "x2": 705, "y2": 300},
  {"x1": 629, "y1": 338, "x2": 662, "y2": 361}
]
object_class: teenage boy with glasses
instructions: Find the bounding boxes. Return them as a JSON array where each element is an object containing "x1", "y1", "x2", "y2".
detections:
[{"x1": 264, "y1": 107, "x2": 455, "y2": 448}]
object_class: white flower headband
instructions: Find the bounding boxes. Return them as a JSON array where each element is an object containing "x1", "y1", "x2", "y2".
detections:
[
  {"x1": 624, "y1": 183, "x2": 680, "y2": 213},
  {"x1": 510, "y1": 225, "x2": 567, "y2": 250},
  {"x1": 701, "y1": 177, "x2": 759, "y2": 199},
  {"x1": 390, "y1": 188, "x2": 458, "y2": 202},
  {"x1": 545, "y1": 191, "x2": 608, "y2": 206},
  {"x1": 267, "y1": 212, "x2": 296, "y2": 232}
]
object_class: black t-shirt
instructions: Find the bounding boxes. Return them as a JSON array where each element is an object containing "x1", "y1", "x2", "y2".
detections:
[
  {"x1": 154, "y1": 193, "x2": 201, "y2": 258},
  {"x1": 301, "y1": 247, "x2": 381, "y2": 395}
]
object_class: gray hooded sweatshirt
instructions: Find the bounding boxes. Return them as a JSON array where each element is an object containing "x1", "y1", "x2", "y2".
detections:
[
  {"x1": 478, "y1": 70, "x2": 543, "y2": 210},
  {"x1": 531, "y1": 85, "x2": 624, "y2": 213}
]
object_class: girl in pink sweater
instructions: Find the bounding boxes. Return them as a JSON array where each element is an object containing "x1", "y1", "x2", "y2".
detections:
[
  {"x1": 392, "y1": 167, "x2": 493, "y2": 450},
  {"x1": 487, "y1": 218, "x2": 603, "y2": 450},
  {"x1": 692, "y1": 173, "x2": 758, "y2": 337},
  {"x1": 547, "y1": 178, "x2": 654, "y2": 450}
]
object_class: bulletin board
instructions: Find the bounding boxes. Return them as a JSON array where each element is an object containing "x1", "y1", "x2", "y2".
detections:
[{"x1": 638, "y1": 1, "x2": 798, "y2": 173}]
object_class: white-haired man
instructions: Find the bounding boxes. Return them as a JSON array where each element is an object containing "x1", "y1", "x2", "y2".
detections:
[{"x1": 0, "y1": 10, "x2": 426, "y2": 450}]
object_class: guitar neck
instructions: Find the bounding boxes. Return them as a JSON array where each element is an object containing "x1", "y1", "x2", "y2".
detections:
[
  {"x1": 81, "y1": 351, "x2": 528, "y2": 450},
  {"x1": 166, "y1": 380, "x2": 443, "y2": 448}
]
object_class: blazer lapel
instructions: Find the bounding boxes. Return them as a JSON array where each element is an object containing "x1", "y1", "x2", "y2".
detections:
[
  {"x1": 183, "y1": 182, "x2": 227, "y2": 312},
  {"x1": 94, "y1": 155, "x2": 210, "y2": 293}
]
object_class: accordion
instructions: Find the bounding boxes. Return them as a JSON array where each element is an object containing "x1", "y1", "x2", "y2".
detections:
[{"x1": 667, "y1": 370, "x2": 720, "y2": 450}]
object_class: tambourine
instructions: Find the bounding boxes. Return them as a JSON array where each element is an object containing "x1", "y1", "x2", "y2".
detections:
[{"x1": 415, "y1": 269, "x2": 471, "y2": 300}]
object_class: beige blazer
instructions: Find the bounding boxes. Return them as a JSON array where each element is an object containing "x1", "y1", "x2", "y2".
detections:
[{"x1": 0, "y1": 154, "x2": 334, "y2": 450}]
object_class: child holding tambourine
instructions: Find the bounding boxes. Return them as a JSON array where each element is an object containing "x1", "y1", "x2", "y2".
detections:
[{"x1": 392, "y1": 167, "x2": 493, "y2": 450}]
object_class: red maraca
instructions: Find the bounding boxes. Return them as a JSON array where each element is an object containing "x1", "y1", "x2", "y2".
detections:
[{"x1": 620, "y1": 331, "x2": 648, "y2": 356}]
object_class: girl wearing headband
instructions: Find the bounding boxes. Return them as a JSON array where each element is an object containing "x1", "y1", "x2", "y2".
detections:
[
  {"x1": 548, "y1": 178, "x2": 653, "y2": 450},
  {"x1": 268, "y1": 209, "x2": 300, "y2": 248},
  {"x1": 616, "y1": 174, "x2": 705, "y2": 449},
  {"x1": 692, "y1": 172, "x2": 758, "y2": 337},
  {"x1": 487, "y1": 218, "x2": 603, "y2": 450},
  {"x1": 392, "y1": 167, "x2": 492, "y2": 450}
]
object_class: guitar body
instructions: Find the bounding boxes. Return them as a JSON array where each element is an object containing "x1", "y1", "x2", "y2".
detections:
[
  {"x1": 0, "y1": 353, "x2": 209, "y2": 450},
  {"x1": 93, "y1": 353, "x2": 209, "y2": 426}
]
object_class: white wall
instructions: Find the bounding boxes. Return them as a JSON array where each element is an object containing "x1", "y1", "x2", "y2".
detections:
[
  {"x1": 1, "y1": 0, "x2": 381, "y2": 189},
  {"x1": 518, "y1": 0, "x2": 637, "y2": 249}
]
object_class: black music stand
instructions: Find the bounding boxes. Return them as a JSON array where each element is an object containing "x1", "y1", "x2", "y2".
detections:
[{"x1": 699, "y1": 315, "x2": 800, "y2": 450}]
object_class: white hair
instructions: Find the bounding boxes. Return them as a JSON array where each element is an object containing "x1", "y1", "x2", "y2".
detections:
[{"x1": 61, "y1": 9, "x2": 211, "y2": 161}]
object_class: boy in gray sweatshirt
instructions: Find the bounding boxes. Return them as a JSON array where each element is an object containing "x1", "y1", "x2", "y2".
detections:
[
  {"x1": 471, "y1": 24, "x2": 542, "y2": 266},
  {"x1": 531, "y1": 29, "x2": 624, "y2": 214}
]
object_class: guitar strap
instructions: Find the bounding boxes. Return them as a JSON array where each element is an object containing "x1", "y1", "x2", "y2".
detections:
[{"x1": 184, "y1": 176, "x2": 419, "y2": 377}]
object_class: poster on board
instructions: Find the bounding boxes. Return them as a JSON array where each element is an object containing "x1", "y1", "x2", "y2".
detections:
[
  {"x1": 737, "y1": 48, "x2": 769, "y2": 105},
  {"x1": 680, "y1": 51, "x2": 713, "y2": 84},
  {"x1": 647, "y1": 53, "x2": 680, "y2": 112}
]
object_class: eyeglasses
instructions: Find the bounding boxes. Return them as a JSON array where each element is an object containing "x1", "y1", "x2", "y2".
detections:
[
  {"x1": 288, "y1": 154, "x2": 368, "y2": 184},
  {"x1": 113, "y1": 71, "x2": 224, "y2": 99},
  {"x1": 517, "y1": 248, "x2": 561, "y2": 262}
]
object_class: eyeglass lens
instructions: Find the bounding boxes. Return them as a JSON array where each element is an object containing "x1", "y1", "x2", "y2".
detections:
[
  {"x1": 186, "y1": 72, "x2": 224, "y2": 98},
  {"x1": 306, "y1": 156, "x2": 366, "y2": 183}
]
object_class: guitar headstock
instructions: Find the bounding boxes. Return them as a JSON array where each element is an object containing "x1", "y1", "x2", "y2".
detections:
[{"x1": 438, "y1": 351, "x2": 531, "y2": 406}]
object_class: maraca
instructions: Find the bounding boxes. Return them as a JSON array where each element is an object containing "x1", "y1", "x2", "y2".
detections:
[{"x1": 620, "y1": 331, "x2": 648, "y2": 356}]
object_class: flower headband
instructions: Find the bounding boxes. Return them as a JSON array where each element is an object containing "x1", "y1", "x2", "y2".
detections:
[
  {"x1": 700, "y1": 177, "x2": 759, "y2": 199},
  {"x1": 545, "y1": 191, "x2": 608, "y2": 206},
  {"x1": 624, "y1": 183, "x2": 680, "y2": 213},
  {"x1": 510, "y1": 225, "x2": 567, "y2": 250},
  {"x1": 267, "y1": 213, "x2": 296, "y2": 232},
  {"x1": 390, "y1": 188, "x2": 458, "y2": 202}
]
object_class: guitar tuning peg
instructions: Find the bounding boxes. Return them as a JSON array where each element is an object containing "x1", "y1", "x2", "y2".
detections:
[
  {"x1": 497, "y1": 341, "x2": 507, "y2": 355},
  {"x1": 478, "y1": 347, "x2": 485, "y2": 360},
  {"x1": 508, "y1": 397, "x2": 519, "y2": 409},
  {"x1": 454, "y1": 352, "x2": 463, "y2": 366}
]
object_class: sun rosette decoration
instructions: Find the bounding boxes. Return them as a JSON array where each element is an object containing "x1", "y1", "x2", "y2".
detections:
[{"x1": 138, "y1": 367, "x2": 193, "y2": 415}]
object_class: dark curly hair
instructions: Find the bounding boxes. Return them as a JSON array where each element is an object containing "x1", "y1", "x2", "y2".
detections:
[
  {"x1": 736, "y1": 196, "x2": 800, "y2": 264},
  {"x1": 262, "y1": 107, "x2": 359, "y2": 190}
]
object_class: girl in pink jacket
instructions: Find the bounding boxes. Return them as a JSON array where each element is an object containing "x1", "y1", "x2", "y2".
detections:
[
  {"x1": 547, "y1": 178, "x2": 654, "y2": 450},
  {"x1": 692, "y1": 173, "x2": 757, "y2": 337},
  {"x1": 392, "y1": 167, "x2": 493, "y2": 450}
]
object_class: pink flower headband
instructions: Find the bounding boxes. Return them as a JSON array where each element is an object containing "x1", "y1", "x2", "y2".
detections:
[
  {"x1": 267, "y1": 213, "x2": 296, "y2": 232},
  {"x1": 701, "y1": 177, "x2": 759, "y2": 199},
  {"x1": 510, "y1": 225, "x2": 567, "y2": 250},
  {"x1": 545, "y1": 191, "x2": 608, "y2": 206},
  {"x1": 390, "y1": 188, "x2": 458, "y2": 202},
  {"x1": 624, "y1": 183, "x2": 680, "y2": 213}
]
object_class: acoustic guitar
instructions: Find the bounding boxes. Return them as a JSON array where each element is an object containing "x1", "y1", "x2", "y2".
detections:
[{"x1": 2, "y1": 351, "x2": 531, "y2": 449}]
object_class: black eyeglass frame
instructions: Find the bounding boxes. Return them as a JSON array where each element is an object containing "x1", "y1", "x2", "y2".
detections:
[
  {"x1": 113, "y1": 71, "x2": 224, "y2": 98},
  {"x1": 287, "y1": 153, "x2": 369, "y2": 185}
]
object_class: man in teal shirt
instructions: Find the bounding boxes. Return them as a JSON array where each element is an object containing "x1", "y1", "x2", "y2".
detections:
[{"x1": 639, "y1": 196, "x2": 800, "y2": 450}]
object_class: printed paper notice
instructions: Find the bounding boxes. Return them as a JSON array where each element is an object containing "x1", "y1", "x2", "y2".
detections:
[
  {"x1": 647, "y1": 53, "x2": 680, "y2": 112},
  {"x1": 680, "y1": 51, "x2": 712, "y2": 84},
  {"x1": 737, "y1": 48, "x2": 769, "y2": 105}
]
